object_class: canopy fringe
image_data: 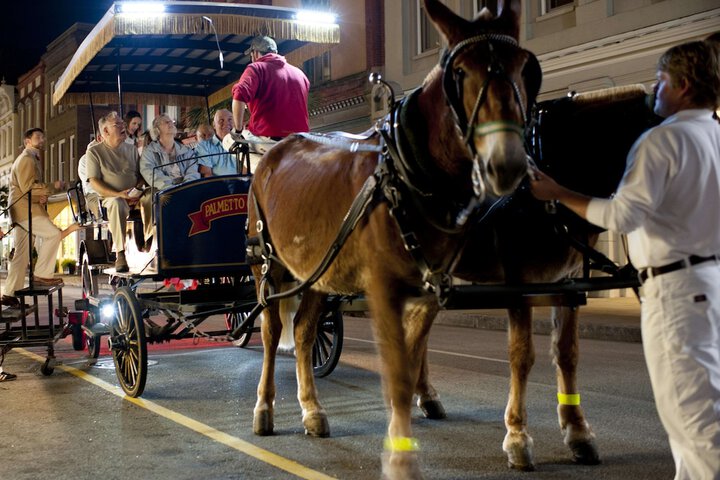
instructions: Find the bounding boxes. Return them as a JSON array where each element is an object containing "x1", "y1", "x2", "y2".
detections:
[{"x1": 53, "y1": 8, "x2": 339, "y2": 106}]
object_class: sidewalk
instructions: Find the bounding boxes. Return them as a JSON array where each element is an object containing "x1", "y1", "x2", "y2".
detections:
[
  {"x1": 435, "y1": 296, "x2": 642, "y2": 343},
  {"x1": 37, "y1": 273, "x2": 645, "y2": 343}
]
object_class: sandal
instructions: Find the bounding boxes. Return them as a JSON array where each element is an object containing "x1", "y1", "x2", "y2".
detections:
[{"x1": 0, "y1": 370, "x2": 17, "y2": 382}]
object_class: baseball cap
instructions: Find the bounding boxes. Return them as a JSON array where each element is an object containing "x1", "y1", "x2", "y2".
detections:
[{"x1": 244, "y1": 36, "x2": 278, "y2": 55}]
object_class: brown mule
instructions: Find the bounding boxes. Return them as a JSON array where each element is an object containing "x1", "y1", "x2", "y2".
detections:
[
  {"x1": 415, "y1": 85, "x2": 658, "y2": 470},
  {"x1": 247, "y1": 1, "x2": 540, "y2": 478}
]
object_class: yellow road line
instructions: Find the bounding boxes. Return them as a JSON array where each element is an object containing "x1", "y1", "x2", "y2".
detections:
[{"x1": 16, "y1": 348, "x2": 336, "y2": 480}]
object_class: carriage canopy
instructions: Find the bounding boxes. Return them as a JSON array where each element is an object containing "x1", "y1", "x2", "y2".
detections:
[{"x1": 52, "y1": 1, "x2": 340, "y2": 108}]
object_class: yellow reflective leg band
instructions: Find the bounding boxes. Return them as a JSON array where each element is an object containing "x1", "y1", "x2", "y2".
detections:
[
  {"x1": 557, "y1": 392, "x2": 581, "y2": 405},
  {"x1": 384, "y1": 436, "x2": 420, "y2": 452}
]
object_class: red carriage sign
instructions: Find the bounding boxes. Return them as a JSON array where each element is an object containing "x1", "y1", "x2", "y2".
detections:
[{"x1": 188, "y1": 194, "x2": 248, "y2": 236}]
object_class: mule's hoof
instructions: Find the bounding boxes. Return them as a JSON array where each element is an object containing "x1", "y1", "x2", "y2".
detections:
[
  {"x1": 253, "y1": 411, "x2": 274, "y2": 436},
  {"x1": 503, "y1": 432, "x2": 535, "y2": 472},
  {"x1": 381, "y1": 451, "x2": 423, "y2": 479},
  {"x1": 569, "y1": 439, "x2": 601, "y2": 465},
  {"x1": 303, "y1": 412, "x2": 330, "y2": 438},
  {"x1": 419, "y1": 399, "x2": 447, "y2": 420},
  {"x1": 507, "y1": 460, "x2": 536, "y2": 472}
]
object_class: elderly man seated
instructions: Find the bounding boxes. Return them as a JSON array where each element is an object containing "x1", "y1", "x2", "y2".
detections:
[
  {"x1": 196, "y1": 109, "x2": 238, "y2": 177},
  {"x1": 85, "y1": 111, "x2": 152, "y2": 272}
]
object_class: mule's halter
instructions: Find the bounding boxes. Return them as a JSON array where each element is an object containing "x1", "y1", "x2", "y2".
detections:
[{"x1": 442, "y1": 34, "x2": 533, "y2": 196}]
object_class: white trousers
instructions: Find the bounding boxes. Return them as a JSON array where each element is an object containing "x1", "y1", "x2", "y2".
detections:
[
  {"x1": 5, "y1": 216, "x2": 62, "y2": 296},
  {"x1": 641, "y1": 261, "x2": 720, "y2": 480},
  {"x1": 101, "y1": 193, "x2": 152, "y2": 253}
]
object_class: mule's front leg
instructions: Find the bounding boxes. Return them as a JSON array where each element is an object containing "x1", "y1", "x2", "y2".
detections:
[
  {"x1": 503, "y1": 306, "x2": 536, "y2": 471},
  {"x1": 552, "y1": 306, "x2": 599, "y2": 465},
  {"x1": 406, "y1": 298, "x2": 446, "y2": 420},
  {"x1": 254, "y1": 306, "x2": 282, "y2": 436},
  {"x1": 368, "y1": 286, "x2": 423, "y2": 480},
  {"x1": 293, "y1": 290, "x2": 330, "y2": 437}
]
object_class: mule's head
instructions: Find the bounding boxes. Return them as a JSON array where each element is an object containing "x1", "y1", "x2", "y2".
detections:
[{"x1": 424, "y1": 0, "x2": 541, "y2": 196}]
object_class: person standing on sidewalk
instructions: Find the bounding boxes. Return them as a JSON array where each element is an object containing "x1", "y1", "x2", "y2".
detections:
[
  {"x1": 531, "y1": 40, "x2": 720, "y2": 479},
  {"x1": 3, "y1": 128, "x2": 64, "y2": 303}
]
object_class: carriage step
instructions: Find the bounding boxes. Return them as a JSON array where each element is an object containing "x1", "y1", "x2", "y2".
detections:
[{"x1": 1, "y1": 305, "x2": 36, "y2": 322}]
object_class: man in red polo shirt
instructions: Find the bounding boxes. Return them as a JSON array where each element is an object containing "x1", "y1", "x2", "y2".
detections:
[{"x1": 230, "y1": 36, "x2": 310, "y2": 170}]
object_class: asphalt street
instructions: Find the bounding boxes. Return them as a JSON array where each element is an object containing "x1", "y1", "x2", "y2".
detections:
[{"x1": 0, "y1": 284, "x2": 670, "y2": 479}]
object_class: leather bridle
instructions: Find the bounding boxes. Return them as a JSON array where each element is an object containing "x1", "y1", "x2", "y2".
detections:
[{"x1": 441, "y1": 33, "x2": 540, "y2": 197}]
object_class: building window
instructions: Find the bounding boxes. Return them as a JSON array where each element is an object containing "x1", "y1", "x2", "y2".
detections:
[
  {"x1": 69, "y1": 135, "x2": 76, "y2": 182},
  {"x1": 50, "y1": 81, "x2": 56, "y2": 119},
  {"x1": 49, "y1": 143, "x2": 55, "y2": 182},
  {"x1": 58, "y1": 139, "x2": 66, "y2": 182},
  {"x1": 541, "y1": 0, "x2": 573, "y2": 15},
  {"x1": 473, "y1": 0, "x2": 498, "y2": 16},
  {"x1": 417, "y1": 0, "x2": 440, "y2": 55},
  {"x1": 303, "y1": 52, "x2": 331, "y2": 86},
  {"x1": 34, "y1": 94, "x2": 41, "y2": 127},
  {"x1": 25, "y1": 100, "x2": 32, "y2": 130}
]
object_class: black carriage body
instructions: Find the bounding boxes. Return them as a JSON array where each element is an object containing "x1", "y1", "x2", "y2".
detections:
[
  {"x1": 532, "y1": 89, "x2": 663, "y2": 198},
  {"x1": 155, "y1": 175, "x2": 252, "y2": 278}
]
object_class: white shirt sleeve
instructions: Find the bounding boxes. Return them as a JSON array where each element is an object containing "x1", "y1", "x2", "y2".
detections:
[{"x1": 584, "y1": 129, "x2": 672, "y2": 234}]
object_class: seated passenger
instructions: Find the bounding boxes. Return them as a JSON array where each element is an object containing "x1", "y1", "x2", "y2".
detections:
[
  {"x1": 86, "y1": 111, "x2": 152, "y2": 272},
  {"x1": 195, "y1": 123, "x2": 214, "y2": 143},
  {"x1": 196, "y1": 109, "x2": 237, "y2": 177},
  {"x1": 140, "y1": 114, "x2": 200, "y2": 191},
  {"x1": 77, "y1": 133, "x2": 102, "y2": 220},
  {"x1": 124, "y1": 110, "x2": 143, "y2": 150}
]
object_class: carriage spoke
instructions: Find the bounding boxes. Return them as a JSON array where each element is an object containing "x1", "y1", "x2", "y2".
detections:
[{"x1": 112, "y1": 287, "x2": 147, "y2": 397}]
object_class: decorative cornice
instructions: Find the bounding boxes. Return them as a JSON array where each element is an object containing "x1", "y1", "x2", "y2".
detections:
[
  {"x1": 310, "y1": 95, "x2": 366, "y2": 117},
  {"x1": 538, "y1": 8, "x2": 720, "y2": 79}
]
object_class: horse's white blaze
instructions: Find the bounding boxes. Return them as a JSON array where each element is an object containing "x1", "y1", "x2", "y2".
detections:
[{"x1": 293, "y1": 235, "x2": 304, "y2": 244}]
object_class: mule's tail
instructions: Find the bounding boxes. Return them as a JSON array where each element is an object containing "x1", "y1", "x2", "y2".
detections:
[{"x1": 277, "y1": 287, "x2": 299, "y2": 353}]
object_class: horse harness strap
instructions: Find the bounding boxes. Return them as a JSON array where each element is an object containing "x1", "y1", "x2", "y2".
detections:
[
  {"x1": 377, "y1": 125, "x2": 454, "y2": 298},
  {"x1": 248, "y1": 169, "x2": 382, "y2": 309}
]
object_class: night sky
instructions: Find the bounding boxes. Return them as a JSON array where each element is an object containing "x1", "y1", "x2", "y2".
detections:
[{"x1": 0, "y1": 0, "x2": 115, "y2": 85}]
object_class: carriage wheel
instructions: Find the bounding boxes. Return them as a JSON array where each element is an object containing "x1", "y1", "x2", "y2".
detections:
[
  {"x1": 225, "y1": 312, "x2": 253, "y2": 348},
  {"x1": 71, "y1": 323, "x2": 85, "y2": 351},
  {"x1": 110, "y1": 287, "x2": 147, "y2": 397},
  {"x1": 40, "y1": 358, "x2": 55, "y2": 376},
  {"x1": 313, "y1": 308, "x2": 343, "y2": 378},
  {"x1": 86, "y1": 330, "x2": 101, "y2": 359},
  {"x1": 81, "y1": 252, "x2": 102, "y2": 358},
  {"x1": 81, "y1": 251, "x2": 98, "y2": 299}
]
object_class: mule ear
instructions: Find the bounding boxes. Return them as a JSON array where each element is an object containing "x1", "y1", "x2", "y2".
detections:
[
  {"x1": 423, "y1": 0, "x2": 466, "y2": 45},
  {"x1": 497, "y1": 0, "x2": 521, "y2": 40}
]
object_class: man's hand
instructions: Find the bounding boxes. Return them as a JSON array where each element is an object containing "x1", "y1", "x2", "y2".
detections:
[
  {"x1": 529, "y1": 166, "x2": 591, "y2": 219},
  {"x1": 528, "y1": 166, "x2": 562, "y2": 201},
  {"x1": 38, "y1": 195, "x2": 49, "y2": 205}
]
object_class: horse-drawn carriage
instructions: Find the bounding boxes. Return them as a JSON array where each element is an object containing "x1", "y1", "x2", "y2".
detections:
[
  {"x1": 50, "y1": 1, "x2": 344, "y2": 397},
  {"x1": 51, "y1": 1, "x2": 662, "y2": 478}
]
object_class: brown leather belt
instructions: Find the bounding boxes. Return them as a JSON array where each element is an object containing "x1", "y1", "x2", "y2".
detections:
[{"x1": 639, "y1": 254, "x2": 719, "y2": 283}]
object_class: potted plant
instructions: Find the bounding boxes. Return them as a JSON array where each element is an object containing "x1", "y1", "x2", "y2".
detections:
[{"x1": 61, "y1": 258, "x2": 77, "y2": 275}]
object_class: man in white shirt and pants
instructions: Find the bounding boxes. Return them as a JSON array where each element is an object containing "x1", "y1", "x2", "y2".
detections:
[{"x1": 531, "y1": 40, "x2": 720, "y2": 479}]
